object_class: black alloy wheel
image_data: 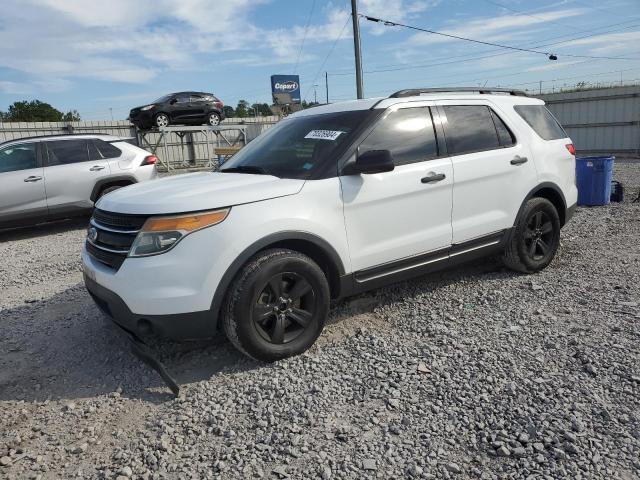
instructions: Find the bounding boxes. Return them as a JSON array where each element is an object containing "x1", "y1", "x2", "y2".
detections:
[
  {"x1": 252, "y1": 272, "x2": 315, "y2": 345},
  {"x1": 523, "y1": 210, "x2": 554, "y2": 261}
]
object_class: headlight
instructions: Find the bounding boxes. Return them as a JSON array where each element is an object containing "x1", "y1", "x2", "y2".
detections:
[
  {"x1": 141, "y1": 104, "x2": 155, "y2": 111},
  {"x1": 129, "y1": 208, "x2": 229, "y2": 257}
]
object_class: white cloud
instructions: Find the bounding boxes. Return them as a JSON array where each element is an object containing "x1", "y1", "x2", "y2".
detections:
[
  {"x1": 526, "y1": 60, "x2": 584, "y2": 72},
  {"x1": 0, "y1": 81, "x2": 33, "y2": 94}
]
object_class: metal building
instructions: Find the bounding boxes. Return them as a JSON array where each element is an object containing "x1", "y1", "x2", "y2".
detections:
[{"x1": 539, "y1": 85, "x2": 640, "y2": 157}]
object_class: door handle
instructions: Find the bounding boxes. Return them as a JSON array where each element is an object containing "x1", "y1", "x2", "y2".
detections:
[
  {"x1": 421, "y1": 173, "x2": 446, "y2": 184},
  {"x1": 510, "y1": 156, "x2": 528, "y2": 165},
  {"x1": 24, "y1": 176, "x2": 43, "y2": 182},
  {"x1": 89, "y1": 165, "x2": 106, "y2": 171}
]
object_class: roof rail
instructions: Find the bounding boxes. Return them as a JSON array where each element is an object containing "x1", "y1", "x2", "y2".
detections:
[
  {"x1": 0, "y1": 132, "x2": 119, "y2": 146},
  {"x1": 389, "y1": 87, "x2": 528, "y2": 98}
]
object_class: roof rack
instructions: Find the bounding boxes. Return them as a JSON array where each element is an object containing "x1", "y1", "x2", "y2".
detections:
[
  {"x1": 0, "y1": 132, "x2": 118, "y2": 146},
  {"x1": 389, "y1": 87, "x2": 528, "y2": 98}
]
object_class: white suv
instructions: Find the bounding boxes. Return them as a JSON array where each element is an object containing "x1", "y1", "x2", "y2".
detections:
[
  {"x1": 82, "y1": 88, "x2": 577, "y2": 362},
  {"x1": 0, "y1": 134, "x2": 158, "y2": 229}
]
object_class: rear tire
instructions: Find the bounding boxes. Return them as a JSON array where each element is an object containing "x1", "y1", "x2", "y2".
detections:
[
  {"x1": 502, "y1": 197, "x2": 561, "y2": 273},
  {"x1": 222, "y1": 249, "x2": 330, "y2": 362},
  {"x1": 208, "y1": 113, "x2": 221, "y2": 126}
]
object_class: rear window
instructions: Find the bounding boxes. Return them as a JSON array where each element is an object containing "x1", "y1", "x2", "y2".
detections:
[
  {"x1": 442, "y1": 105, "x2": 500, "y2": 155},
  {"x1": 46, "y1": 140, "x2": 89, "y2": 165},
  {"x1": 94, "y1": 139, "x2": 121, "y2": 159},
  {"x1": 514, "y1": 105, "x2": 566, "y2": 140}
]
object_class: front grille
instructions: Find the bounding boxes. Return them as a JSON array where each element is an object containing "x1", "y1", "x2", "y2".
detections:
[{"x1": 86, "y1": 209, "x2": 149, "y2": 271}]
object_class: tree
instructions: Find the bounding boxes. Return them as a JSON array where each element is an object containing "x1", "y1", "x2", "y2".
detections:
[
  {"x1": 235, "y1": 100, "x2": 250, "y2": 118},
  {"x1": 250, "y1": 103, "x2": 273, "y2": 117},
  {"x1": 222, "y1": 105, "x2": 235, "y2": 118},
  {"x1": 301, "y1": 100, "x2": 320, "y2": 110},
  {"x1": 3, "y1": 100, "x2": 81, "y2": 122}
]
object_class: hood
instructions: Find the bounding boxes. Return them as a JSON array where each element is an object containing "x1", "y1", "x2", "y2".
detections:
[{"x1": 96, "y1": 172, "x2": 305, "y2": 215}]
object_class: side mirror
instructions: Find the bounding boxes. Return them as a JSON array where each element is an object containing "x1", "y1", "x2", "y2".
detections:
[{"x1": 344, "y1": 150, "x2": 394, "y2": 175}]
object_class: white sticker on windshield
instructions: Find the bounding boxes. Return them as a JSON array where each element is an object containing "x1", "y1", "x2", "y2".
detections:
[{"x1": 304, "y1": 130, "x2": 344, "y2": 141}]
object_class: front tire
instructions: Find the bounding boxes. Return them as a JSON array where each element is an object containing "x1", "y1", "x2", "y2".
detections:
[
  {"x1": 155, "y1": 113, "x2": 170, "y2": 128},
  {"x1": 222, "y1": 249, "x2": 330, "y2": 362},
  {"x1": 502, "y1": 197, "x2": 561, "y2": 273}
]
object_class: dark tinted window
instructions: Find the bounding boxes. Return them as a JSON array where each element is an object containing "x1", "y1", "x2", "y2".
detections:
[
  {"x1": 490, "y1": 109, "x2": 516, "y2": 147},
  {"x1": 360, "y1": 107, "x2": 438, "y2": 166},
  {"x1": 221, "y1": 110, "x2": 371, "y2": 179},
  {"x1": 88, "y1": 140, "x2": 101, "y2": 160},
  {"x1": 514, "y1": 105, "x2": 566, "y2": 140},
  {"x1": 190, "y1": 94, "x2": 205, "y2": 102},
  {"x1": 175, "y1": 94, "x2": 190, "y2": 104},
  {"x1": 46, "y1": 140, "x2": 88, "y2": 165},
  {"x1": 94, "y1": 139, "x2": 121, "y2": 159},
  {"x1": 442, "y1": 105, "x2": 500, "y2": 155},
  {"x1": 0, "y1": 143, "x2": 37, "y2": 173}
]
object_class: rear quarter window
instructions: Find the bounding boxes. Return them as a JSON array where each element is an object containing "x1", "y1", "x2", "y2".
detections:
[
  {"x1": 94, "y1": 139, "x2": 122, "y2": 159},
  {"x1": 514, "y1": 105, "x2": 567, "y2": 140}
]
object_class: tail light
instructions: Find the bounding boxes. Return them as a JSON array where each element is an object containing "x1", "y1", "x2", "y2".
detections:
[
  {"x1": 215, "y1": 100, "x2": 224, "y2": 109},
  {"x1": 141, "y1": 155, "x2": 158, "y2": 166},
  {"x1": 565, "y1": 144, "x2": 576, "y2": 156}
]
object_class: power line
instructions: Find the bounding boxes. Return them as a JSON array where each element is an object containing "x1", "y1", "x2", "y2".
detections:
[
  {"x1": 480, "y1": 0, "x2": 586, "y2": 32},
  {"x1": 294, "y1": 0, "x2": 316, "y2": 74},
  {"x1": 361, "y1": 14, "x2": 640, "y2": 61},
  {"x1": 303, "y1": 13, "x2": 351, "y2": 100},
  {"x1": 329, "y1": 18, "x2": 640, "y2": 75}
]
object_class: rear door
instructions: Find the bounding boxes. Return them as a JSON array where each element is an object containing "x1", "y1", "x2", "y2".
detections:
[
  {"x1": 189, "y1": 94, "x2": 208, "y2": 121},
  {"x1": 0, "y1": 142, "x2": 47, "y2": 225},
  {"x1": 340, "y1": 104, "x2": 453, "y2": 272},
  {"x1": 436, "y1": 101, "x2": 538, "y2": 243},
  {"x1": 43, "y1": 139, "x2": 111, "y2": 214},
  {"x1": 170, "y1": 94, "x2": 193, "y2": 122}
]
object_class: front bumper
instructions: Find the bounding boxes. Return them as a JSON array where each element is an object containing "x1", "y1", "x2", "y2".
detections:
[
  {"x1": 84, "y1": 273, "x2": 217, "y2": 340},
  {"x1": 129, "y1": 110, "x2": 154, "y2": 129}
]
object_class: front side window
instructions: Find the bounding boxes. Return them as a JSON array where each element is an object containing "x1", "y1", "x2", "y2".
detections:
[
  {"x1": 442, "y1": 105, "x2": 501, "y2": 155},
  {"x1": 221, "y1": 110, "x2": 372, "y2": 179},
  {"x1": 359, "y1": 107, "x2": 439, "y2": 166},
  {"x1": 514, "y1": 105, "x2": 566, "y2": 140},
  {"x1": 46, "y1": 140, "x2": 89, "y2": 165},
  {"x1": 0, "y1": 143, "x2": 37, "y2": 173}
]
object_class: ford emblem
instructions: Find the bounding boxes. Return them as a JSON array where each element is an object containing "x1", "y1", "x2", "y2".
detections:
[{"x1": 87, "y1": 227, "x2": 98, "y2": 243}]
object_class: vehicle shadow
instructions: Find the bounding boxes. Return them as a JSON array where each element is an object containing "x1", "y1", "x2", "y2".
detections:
[
  {"x1": 0, "y1": 257, "x2": 516, "y2": 405},
  {"x1": 0, "y1": 216, "x2": 90, "y2": 242}
]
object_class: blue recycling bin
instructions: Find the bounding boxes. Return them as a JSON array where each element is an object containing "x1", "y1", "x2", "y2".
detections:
[{"x1": 576, "y1": 156, "x2": 614, "y2": 206}]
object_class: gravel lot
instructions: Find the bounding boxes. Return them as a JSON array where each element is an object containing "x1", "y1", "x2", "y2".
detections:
[{"x1": 1, "y1": 164, "x2": 639, "y2": 480}]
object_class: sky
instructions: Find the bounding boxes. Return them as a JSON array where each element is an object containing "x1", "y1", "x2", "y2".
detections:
[{"x1": 1, "y1": 0, "x2": 639, "y2": 120}]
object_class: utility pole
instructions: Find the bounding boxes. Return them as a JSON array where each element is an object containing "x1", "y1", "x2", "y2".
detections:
[
  {"x1": 539, "y1": 80, "x2": 542, "y2": 95},
  {"x1": 325, "y1": 72, "x2": 329, "y2": 104},
  {"x1": 313, "y1": 84, "x2": 318, "y2": 104},
  {"x1": 351, "y1": 0, "x2": 364, "y2": 99},
  {"x1": 109, "y1": 107, "x2": 113, "y2": 121}
]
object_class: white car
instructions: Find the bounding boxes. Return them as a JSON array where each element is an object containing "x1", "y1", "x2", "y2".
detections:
[
  {"x1": 0, "y1": 134, "x2": 158, "y2": 229},
  {"x1": 83, "y1": 88, "x2": 577, "y2": 362}
]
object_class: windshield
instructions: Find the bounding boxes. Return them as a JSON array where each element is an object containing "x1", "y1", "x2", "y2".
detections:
[
  {"x1": 221, "y1": 110, "x2": 371, "y2": 179},
  {"x1": 152, "y1": 94, "x2": 173, "y2": 104}
]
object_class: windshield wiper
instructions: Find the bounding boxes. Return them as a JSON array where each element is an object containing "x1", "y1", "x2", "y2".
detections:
[{"x1": 220, "y1": 165, "x2": 270, "y2": 175}]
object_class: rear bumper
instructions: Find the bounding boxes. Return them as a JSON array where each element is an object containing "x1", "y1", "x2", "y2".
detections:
[{"x1": 84, "y1": 274, "x2": 217, "y2": 340}]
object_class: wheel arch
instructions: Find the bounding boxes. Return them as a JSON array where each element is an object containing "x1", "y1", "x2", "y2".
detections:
[
  {"x1": 211, "y1": 231, "x2": 346, "y2": 320},
  {"x1": 518, "y1": 182, "x2": 568, "y2": 226},
  {"x1": 90, "y1": 176, "x2": 137, "y2": 202}
]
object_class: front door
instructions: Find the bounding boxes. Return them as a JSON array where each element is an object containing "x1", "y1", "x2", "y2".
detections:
[
  {"x1": 436, "y1": 101, "x2": 538, "y2": 243},
  {"x1": 340, "y1": 105, "x2": 453, "y2": 273},
  {"x1": 0, "y1": 142, "x2": 47, "y2": 225},
  {"x1": 43, "y1": 139, "x2": 111, "y2": 214}
]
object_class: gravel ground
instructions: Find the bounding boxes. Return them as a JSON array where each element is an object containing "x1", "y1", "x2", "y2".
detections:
[{"x1": 1, "y1": 164, "x2": 639, "y2": 480}]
